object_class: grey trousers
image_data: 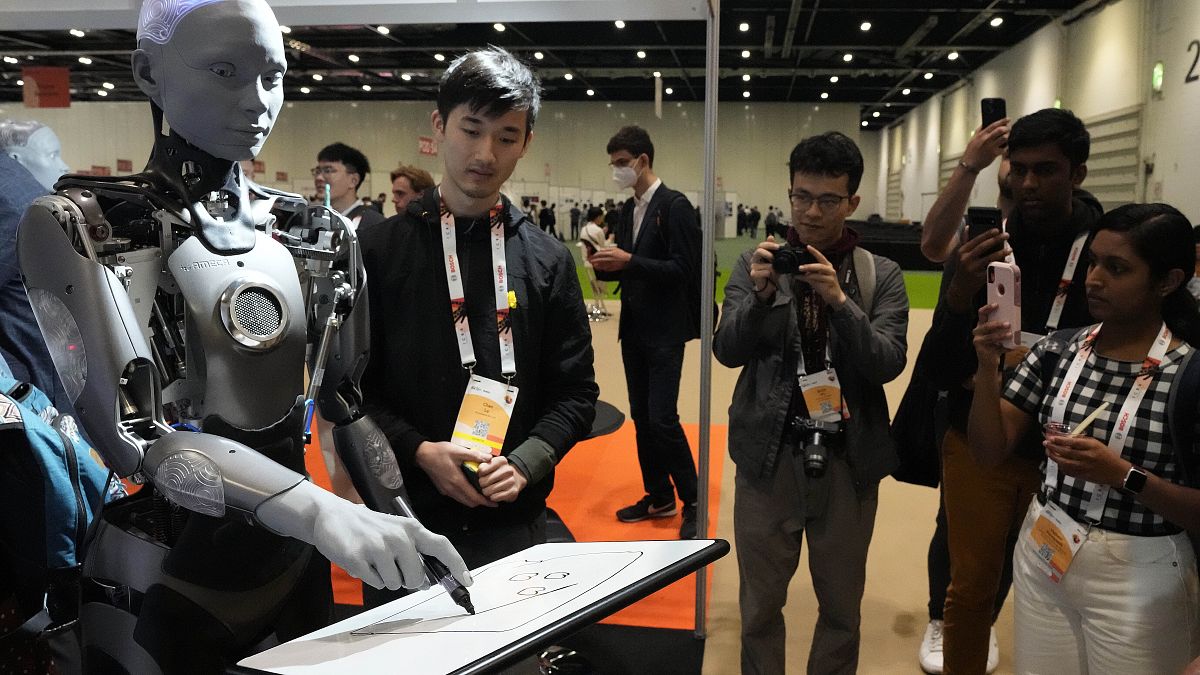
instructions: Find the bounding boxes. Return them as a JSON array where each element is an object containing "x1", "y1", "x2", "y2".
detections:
[{"x1": 735, "y1": 449, "x2": 879, "y2": 675}]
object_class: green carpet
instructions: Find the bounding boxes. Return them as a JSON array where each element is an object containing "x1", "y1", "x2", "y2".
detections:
[{"x1": 570, "y1": 236, "x2": 942, "y2": 309}]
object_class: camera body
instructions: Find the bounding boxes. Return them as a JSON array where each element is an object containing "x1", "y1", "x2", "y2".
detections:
[
  {"x1": 786, "y1": 416, "x2": 842, "y2": 478},
  {"x1": 771, "y1": 245, "x2": 818, "y2": 275}
]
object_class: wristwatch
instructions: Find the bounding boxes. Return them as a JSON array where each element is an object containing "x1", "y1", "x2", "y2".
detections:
[{"x1": 1120, "y1": 465, "x2": 1149, "y2": 496}]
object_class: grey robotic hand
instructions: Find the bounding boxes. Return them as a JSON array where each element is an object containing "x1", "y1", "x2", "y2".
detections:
[{"x1": 257, "y1": 480, "x2": 472, "y2": 591}]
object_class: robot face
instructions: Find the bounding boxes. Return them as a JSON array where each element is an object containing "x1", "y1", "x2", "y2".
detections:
[
  {"x1": 9, "y1": 126, "x2": 70, "y2": 191},
  {"x1": 143, "y1": 0, "x2": 287, "y2": 161}
]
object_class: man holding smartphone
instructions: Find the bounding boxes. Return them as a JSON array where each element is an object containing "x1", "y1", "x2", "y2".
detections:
[{"x1": 912, "y1": 108, "x2": 1102, "y2": 674}]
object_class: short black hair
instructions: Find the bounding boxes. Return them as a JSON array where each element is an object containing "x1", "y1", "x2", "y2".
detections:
[
  {"x1": 606, "y1": 126, "x2": 655, "y2": 167},
  {"x1": 438, "y1": 47, "x2": 541, "y2": 136},
  {"x1": 1008, "y1": 108, "x2": 1090, "y2": 167},
  {"x1": 788, "y1": 131, "x2": 864, "y2": 194},
  {"x1": 317, "y1": 142, "x2": 371, "y2": 186},
  {"x1": 586, "y1": 206, "x2": 604, "y2": 222}
]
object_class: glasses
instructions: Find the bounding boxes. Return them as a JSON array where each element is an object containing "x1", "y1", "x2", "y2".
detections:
[
  {"x1": 310, "y1": 165, "x2": 341, "y2": 177},
  {"x1": 788, "y1": 191, "x2": 849, "y2": 213}
]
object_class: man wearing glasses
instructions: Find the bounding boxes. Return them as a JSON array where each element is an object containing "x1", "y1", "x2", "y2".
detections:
[
  {"x1": 311, "y1": 142, "x2": 387, "y2": 229},
  {"x1": 714, "y1": 131, "x2": 910, "y2": 673}
]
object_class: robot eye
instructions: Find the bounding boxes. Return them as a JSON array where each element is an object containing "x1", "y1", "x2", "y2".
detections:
[{"x1": 210, "y1": 62, "x2": 236, "y2": 78}]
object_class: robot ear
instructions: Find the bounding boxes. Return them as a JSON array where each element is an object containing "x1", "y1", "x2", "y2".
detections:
[{"x1": 131, "y1": 48, "x2": 162, "y2": 104}]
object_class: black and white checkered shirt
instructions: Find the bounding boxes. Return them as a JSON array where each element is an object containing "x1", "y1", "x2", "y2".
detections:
[{"x1": 1004, "y1": 327, "x2": 1191, "y2": 536}]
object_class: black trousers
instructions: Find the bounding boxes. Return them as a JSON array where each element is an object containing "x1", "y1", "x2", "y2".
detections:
[{"x1": 620, "y1": 337, "x2": 698, "y2": 506}]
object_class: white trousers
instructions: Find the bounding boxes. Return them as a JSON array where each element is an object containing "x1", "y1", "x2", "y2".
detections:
[{"x1": 1013, "y1": 500, "x2": 1200, "y2": 675}]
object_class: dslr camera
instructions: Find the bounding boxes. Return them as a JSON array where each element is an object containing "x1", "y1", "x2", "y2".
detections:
[
  {"x1": 771, "y1": 245, "x2": 818, "y2": 275},
  {"x1": 785, "y1": 416, "x2": 841, "y2": 478}
]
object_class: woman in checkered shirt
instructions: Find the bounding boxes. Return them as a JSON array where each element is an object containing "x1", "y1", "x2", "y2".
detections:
[{"x1": 967, "y1": 203, "x2": 1200, "y2": 674}]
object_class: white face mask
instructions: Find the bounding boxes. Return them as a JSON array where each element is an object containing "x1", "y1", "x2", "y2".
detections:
[{"x1": 612, "y1": 160, "x2": 639, "y2": 190}]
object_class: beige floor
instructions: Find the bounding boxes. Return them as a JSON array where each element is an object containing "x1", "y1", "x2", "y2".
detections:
[{"x1": 584, "y1": 305, "x2": 1016, "y2": 674}]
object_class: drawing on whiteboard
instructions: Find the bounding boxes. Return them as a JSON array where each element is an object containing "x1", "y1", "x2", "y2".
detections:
[{"x1": 351, "y1": 550, "x2": 643, "y2": 635}]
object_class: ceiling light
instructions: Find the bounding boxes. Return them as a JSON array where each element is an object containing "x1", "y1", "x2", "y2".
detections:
[
  {"x1": 279, "y1": 25, "x2": 291, "y2": 34},
  {"x1": 312, "y1": 73, "x2": 324, "y2": 81},
  {"x1": 990, "y1": 16, "x2": 1004, "y2": 28},
  {"x1": 16, "y1": 79, "x2": 23, "y2": 86},
  {"x1": 434, "y1": 53, "x2": 446, "y2": 62},
  {"x1": 872, "y1": 111, "x2": 880, "y2": 118},
  {"x1": 924, "y1": 72, "x2": 934, "y2": 80},
  {"x1": 300, "y1": 86, "x2": 311, "y2": 94},
  {"x1": 493, "y1": 23, "x2": 505, "y2": 32},
  {"x1": 820, "y1": 92, "x2": 829, "y2": 99},
  {"x1": 842, "y1": 53, "x2": 853, "y2": 63},
  {"x1": 653, "y1": 71, "x2": 661, "y2": 78},
  {"x1": 102, "y1": 81, "x2": 114, "y2": 89},
  {"x1": 77, "y1": 56, "x2": 92, "y2": 65},
  {"x1": 947, "y1": 51, "x2": 959, "y2": 61},
  {"x1": 741, "y1": 50, "x2": 750, "y2": 58},
  {"x1": 97, "y1": 89, "x2": 108, "y2": 97},
  {"x1": 586, "y1": 89, "x2": 595, "y2": 96},
  {"x1": 534, "y1": 51, "x2": 544, "y2": 60},
  {"x1": 742, "y1": 90, "x2": 750, "y2": 98},
  {"x1": 564, "y1": 73, "x2": 573, "y2": 80},
  {"x1": 401, "y1": 73, "x2": 412, "y2": 81},
  {"x1": 376, "y1": 26, "x2": 391, "y2": 35},
  {"x1": 665, "y1": 87, "x2": 673, "y2": 94},
  {"x1": 860, "y1": 21, "x2": 872, "y2": 32},
  {"x1": 69, "y1": 29, "x2": 85, "y2": 38},
  {"x1": 2, "y1": 56, "x2": 17, "y2": 64},
  {"x1": 861, "y1": 120, "x2": 868, "y2": 127},
  {"x1": 742, "y1": 74, "x2": 751, "y2": 82},
  {"x1": 830, "y1": 75, "x2": 839, "y2": 83},
  {"x1": 902, "y1": 87, "x2": 911, "y2": 95},
  {"x1": 348, "y1": 54, "x2": 360, "y2": 63},
  {"x1": 739, "y1": 22, "x2": 750, "y2": 32},
  {"x1": 615, "y1": 20, "x2": 626, "y2": 29},
  {"x1": 361, "y1": 84, "x2": 372, "y2": 91}
]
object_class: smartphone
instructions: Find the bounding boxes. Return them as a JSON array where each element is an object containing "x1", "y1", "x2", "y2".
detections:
[
  {"x1": 966, "y1": 206, "x2": 1004, "y2": 256},
  {"x1": 986, "y1": 261, "x2": 1022, "y2": 349},
  {"x1": 981, "y1": 98, "x2": 1007, "y2": 128}
]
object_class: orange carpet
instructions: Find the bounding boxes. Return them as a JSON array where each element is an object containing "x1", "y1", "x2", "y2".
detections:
[{"x1": 305, "y1": 420, "x2": 728, "y2": 629}]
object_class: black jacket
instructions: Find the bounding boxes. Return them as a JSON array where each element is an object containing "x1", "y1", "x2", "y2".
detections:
[
  {"x1": 358, "y1": 189, "x2": 598, "y2": 533},
  {"x1": 595, "y1": 183, "x2": 704, "y2": 346}
]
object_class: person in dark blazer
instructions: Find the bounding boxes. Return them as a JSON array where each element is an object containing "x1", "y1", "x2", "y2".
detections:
[{"x1": 590, "y1": 125, "x2": 703, "y2": 539}]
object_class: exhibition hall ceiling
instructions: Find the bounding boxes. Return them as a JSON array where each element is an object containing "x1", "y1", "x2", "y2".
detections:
[{"x1": 0, "y1": 0, "x2": 1093, "y2": 128}]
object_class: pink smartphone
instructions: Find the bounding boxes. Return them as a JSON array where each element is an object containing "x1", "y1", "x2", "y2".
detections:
[{"x1": 986, "y1": 261, "x2": 1022, "y2": 349}]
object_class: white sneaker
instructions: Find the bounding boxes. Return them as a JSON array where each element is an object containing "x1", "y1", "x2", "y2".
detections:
[
  {"x1": 986, "y1": 626, "x2": 999, "y2": 674},
  {"x1": 919, "y1": 620, "x2": 944, "y2": 674}
]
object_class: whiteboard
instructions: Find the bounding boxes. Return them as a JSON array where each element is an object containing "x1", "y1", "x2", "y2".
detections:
[{"x1": 238, "y1": 539, "x2": 726, "y2": 675}]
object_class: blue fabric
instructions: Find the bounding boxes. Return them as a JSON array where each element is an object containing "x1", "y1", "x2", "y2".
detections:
[{"x1": 0, "y1": 156, "x2": 72, "y2": 412}]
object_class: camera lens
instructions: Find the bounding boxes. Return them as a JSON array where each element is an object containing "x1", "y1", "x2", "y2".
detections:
[{"x1": 803, "y1": 432, "x2": 828, "y2": 478}]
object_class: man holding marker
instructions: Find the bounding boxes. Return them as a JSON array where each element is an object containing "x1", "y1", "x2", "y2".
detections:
[{"x1": 359, "y1": 47, "x2": 597, "y2": 606}]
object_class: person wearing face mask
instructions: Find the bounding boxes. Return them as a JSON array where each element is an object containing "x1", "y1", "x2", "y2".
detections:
[{"x1": 590, "y1": 125, "x2": 704, "y2": 539}]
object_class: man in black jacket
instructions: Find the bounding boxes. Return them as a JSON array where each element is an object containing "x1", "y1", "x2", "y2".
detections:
[
  {"x1": 591, "y1": 125, "x2": 703, "y2": 539},
  {"x1": 358, "y1": 47, "x2": 597, "y2": 598}
]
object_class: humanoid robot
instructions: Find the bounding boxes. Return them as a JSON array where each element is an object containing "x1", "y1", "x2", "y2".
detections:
[
  {"x1": 16, "y1": 0, "x2": 469, "y2": 671},
  {"x1": 0, "y1": 119, "x2": 71, "y2": 192}
]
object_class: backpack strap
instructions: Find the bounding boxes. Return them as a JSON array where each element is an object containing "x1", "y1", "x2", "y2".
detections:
[
  {"x1": 1167, "y1": 347, "x2": 1200, "y2": 488},
  {"x1": 851, "y1": 247, "x2": 875, "y2": 315}
]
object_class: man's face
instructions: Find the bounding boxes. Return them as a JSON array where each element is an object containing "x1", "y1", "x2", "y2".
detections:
[
  {"x1": 1007, "y1": 143, "x2": 1084, "y2": 226},
  {"x1": 433, "y1": 105, "x2": 530, "y2": 203},
  {"x1": 9, "y1": 126, "x2": 70, "y2": 190},
  {"x1": 312, "y1": 159, "x2": 358, "y2": 204},
  {"x1": 391, "y1": 175, "x2": 420, "y2": 214},
  {"x1": 144, "y1": 0, "x2": 286, "y2": 161},
  {"x1": 788, "y1": 172, "x2": 859, "y2": 251}
]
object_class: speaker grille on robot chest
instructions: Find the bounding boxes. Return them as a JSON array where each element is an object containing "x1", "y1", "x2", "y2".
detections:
[{"x1": 233, "y1": 288, "x2": 282, "y2": 338}]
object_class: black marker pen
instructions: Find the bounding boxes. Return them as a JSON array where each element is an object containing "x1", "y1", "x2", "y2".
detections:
[{"x1": 391, "y1": 496, "x2": 476, "y2": 615}]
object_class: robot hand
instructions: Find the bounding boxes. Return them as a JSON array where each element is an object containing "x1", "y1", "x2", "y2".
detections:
[{"x1": 257, "y1": 480, "x2": 472, "y2": 590}]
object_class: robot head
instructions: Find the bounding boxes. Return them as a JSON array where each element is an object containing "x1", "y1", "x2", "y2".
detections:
[
  {"x1": 132, "y1": 0, "x2": 286, "y2": 161},
  {"x1": 0, "y1": 119, "x2": 71, "y2": 191}
]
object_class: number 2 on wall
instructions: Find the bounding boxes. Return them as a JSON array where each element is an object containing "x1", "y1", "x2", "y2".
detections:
[{"x1": 1187, "y1": 40, "x2": 1200, "y2": 83}]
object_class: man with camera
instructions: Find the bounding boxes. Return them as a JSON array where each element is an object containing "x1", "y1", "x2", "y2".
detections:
[{"x1": 715, "y1": 131, "x2": 909, "y2": 674}]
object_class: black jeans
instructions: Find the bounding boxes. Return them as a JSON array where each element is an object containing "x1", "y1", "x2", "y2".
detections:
[{"x1": 621, "y1": 338, "x2": 698, "y2": 506}]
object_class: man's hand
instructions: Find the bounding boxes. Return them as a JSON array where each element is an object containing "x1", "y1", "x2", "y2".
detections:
[
  {"x1": 476, "y1": 455, "x2": 528, "y2": 503},
  {"x1": 945, "y1": 229, "x2": 1011, "y2": 312},
  {"x1": 589, "y1": 246, "x2": 632, "y2": 272},
  {"x1": 1044, "y1": 434, "x2": 1132, "y2": 488},
  {"x1": 961, "y1": 118, "x2": 1011, "y2": 173},
  {"x1": 797, "y1": 246, "x2": 846, "y2": 307},
  {"x1": 750, "y1": 236, "x2": 781, "y2": 302},
  {"x1": 415, "y1": 441, "x2": 494, "y2": 508}
]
